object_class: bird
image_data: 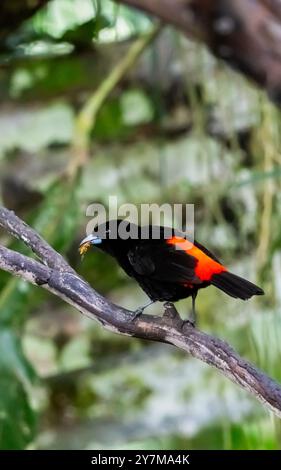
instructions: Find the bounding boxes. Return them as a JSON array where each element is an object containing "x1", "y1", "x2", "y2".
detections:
[{"x1": 79, "y1": 219, "x2": 264, "y2": 324}]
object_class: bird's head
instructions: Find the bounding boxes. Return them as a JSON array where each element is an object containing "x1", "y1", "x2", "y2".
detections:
[
  {"x1": 79, "y1": 219, "x2": 139, "y2": 257},
  {"x1": 79, "y1": 219, "x2": 177, "y2": 258}
]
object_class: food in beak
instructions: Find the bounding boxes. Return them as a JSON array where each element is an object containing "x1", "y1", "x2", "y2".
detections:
[{"x1": 79, "y1": 241, "x2": 91, "y2": 256}]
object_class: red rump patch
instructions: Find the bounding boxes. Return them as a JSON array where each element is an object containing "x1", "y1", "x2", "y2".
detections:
[{"x1": 167, "y1": 236, "x2": 227, "y2": 282}]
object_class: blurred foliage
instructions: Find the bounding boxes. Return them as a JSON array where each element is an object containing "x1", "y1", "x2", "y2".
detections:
[
  {"x1": 0, "y1": 0, "x2": 281, "y2": 451},
  {"x1": 0, "y1": 329, "x2": 37, "y2": 449}
]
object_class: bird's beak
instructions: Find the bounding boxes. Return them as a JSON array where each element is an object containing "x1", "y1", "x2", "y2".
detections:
[{"x1": 79, "y1": 234, "x2": 102, "y2": 256}]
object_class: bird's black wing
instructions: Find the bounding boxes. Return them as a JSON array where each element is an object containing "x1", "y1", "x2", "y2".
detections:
[{"x1": 127, "y1": 241, "x2": 199, "y2": 283}]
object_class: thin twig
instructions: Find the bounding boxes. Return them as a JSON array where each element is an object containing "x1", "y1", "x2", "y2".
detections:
[
  {"x1": 256, "y1": 103, "x2": 276, "y2": 272},
  {"x1": 68, "y1": 23, "x2": 161, "y2": 175},
  {"x1": 0, "y1": 205, "x2": 281, "y2": 418}
]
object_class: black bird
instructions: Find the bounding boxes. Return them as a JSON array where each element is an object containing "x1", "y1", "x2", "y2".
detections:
[{"x1": 79, "y1": 219, "x2": 264, "y2": 323}]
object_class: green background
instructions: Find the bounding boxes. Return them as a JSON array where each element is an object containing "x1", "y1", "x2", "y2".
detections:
[{"x1": 0, "y1": 0, "x2": 280, "y2": 450}]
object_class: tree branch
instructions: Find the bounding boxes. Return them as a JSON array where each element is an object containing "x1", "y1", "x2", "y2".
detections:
[
  {"x1": 0, "y1": 205, "x2": 281, "y2": 418},
  {"x1": 116, "y1": 0, "x2": 281, "y2": 106},
  {"x1": 0, "y1": 206, "x2": 74, "y2": 273}
]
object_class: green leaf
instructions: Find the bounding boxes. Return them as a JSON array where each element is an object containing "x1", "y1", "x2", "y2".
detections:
[
  {"x1": 121, "y1": 89, "x2": 153, "y2": 126},
  {"x1": 93, "y1": 97, "x2": 128, "y2": 140},
  {"x1": 233, "y1": 167, "x2": 281, "y2": 188},
  {"x1": 0, "y1": 330, "x2": 37, "y2": 449},
  {"x1": 62, "y1": 17, "x2": 110, "y2": 46}
]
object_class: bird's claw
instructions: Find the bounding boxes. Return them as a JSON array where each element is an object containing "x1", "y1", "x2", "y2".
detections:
[
  {"x1": 188, "y1": 312, "x2": 197, "y2": 327},
  {"x1": 131, "y1": 307, "x2": 144, "y2": 321},
  {"x1": 183, "y1": 318, "x2": 196, "y2": 329}
]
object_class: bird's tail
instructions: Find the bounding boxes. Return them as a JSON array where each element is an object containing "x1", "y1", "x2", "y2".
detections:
[{"x1": 211, "y1": 271, "x2": 264, "y2": 300}]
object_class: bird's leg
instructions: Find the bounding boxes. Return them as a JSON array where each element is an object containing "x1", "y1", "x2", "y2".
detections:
[
  {"x1": 182, "y1": 292, "x2": 197, "y2": 328},
  {"x1": 188, "y1": 291, "x2": 197, "y2": 327},
  {"x1": 132, "y1": 300, "x2": 155, "y2": 320}
]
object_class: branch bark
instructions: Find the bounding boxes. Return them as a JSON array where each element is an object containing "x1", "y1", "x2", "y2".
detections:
[
  {"x1": 116, "y1": 0, "x2": 281, "y2": 106},
  {"x1": 0, "y1": 206, "x2": 281, "y2": 418}
]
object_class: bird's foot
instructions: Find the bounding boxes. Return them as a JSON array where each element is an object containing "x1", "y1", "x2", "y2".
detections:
[
  {"x1": 182, "y1": 310, "x2": 196, "y2": 329},
  {"x1": 131, "y1": 306, "x2": 145, "y2": 321},
  {"x1": 131, "y1": 300, "x2": 155, "y2": 320},
  {"x1": 183, "y1": 318, "x2": 196, "y2": 329}
]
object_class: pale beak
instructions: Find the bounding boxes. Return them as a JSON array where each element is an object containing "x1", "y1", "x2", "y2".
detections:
[{"x1": 80, "y1": 234, "x2": 102, "y2": 246}]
